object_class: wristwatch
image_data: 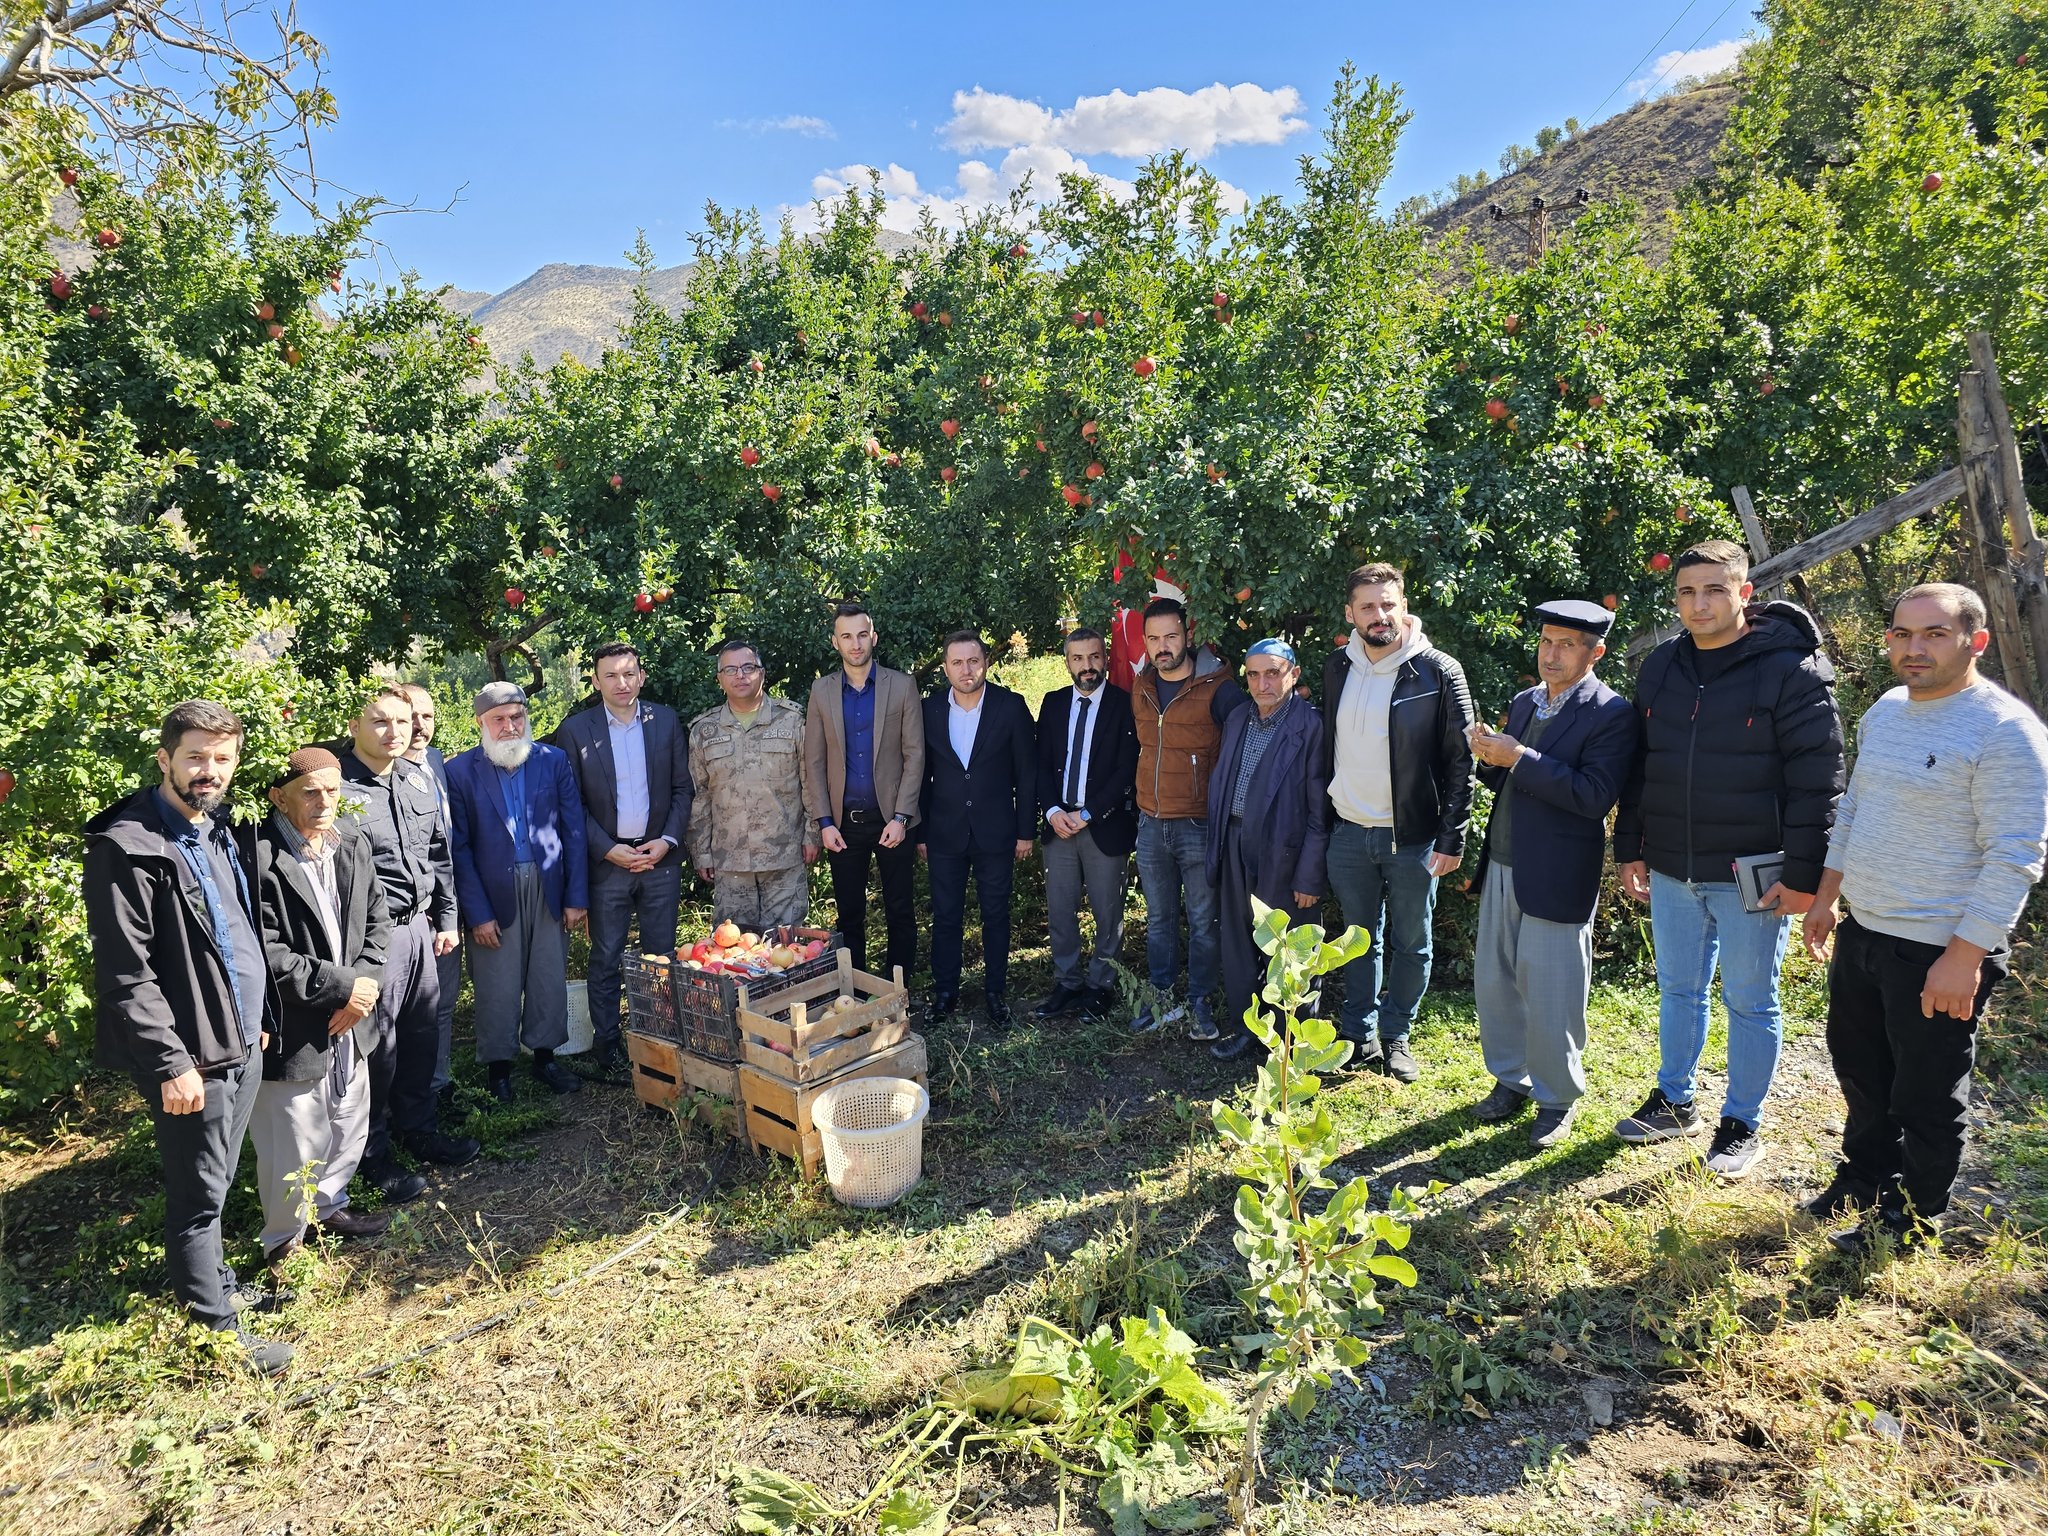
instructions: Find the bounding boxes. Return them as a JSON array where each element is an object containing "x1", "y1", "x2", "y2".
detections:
[{"x1": 891, "y1": 812, "x2": 908, "y2": 825}]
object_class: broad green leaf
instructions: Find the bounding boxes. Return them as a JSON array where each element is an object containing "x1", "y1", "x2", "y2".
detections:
[
  {"x1": 878, "y1": 1487, "x2": 953, "y2": 1536},
  {"x1": 727, "y1": 1466, "x2": 831, "y2": 1535},
  {"x1": 1368, "y1": 1253, "x2": 1418, "y2": 1287},
  {"x1": 1287, "y1": 1375, "x2": 1320, "y2": 1423}
]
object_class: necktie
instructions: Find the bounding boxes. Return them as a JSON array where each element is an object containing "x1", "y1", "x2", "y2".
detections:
[{"x1": 1065, "y1": 696, "x2": 1091, "y2": 807}]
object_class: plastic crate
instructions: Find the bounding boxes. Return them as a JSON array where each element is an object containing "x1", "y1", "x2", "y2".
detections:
[{"x1": 624, "y1": 927, "x2": 842, "y2": 1063}]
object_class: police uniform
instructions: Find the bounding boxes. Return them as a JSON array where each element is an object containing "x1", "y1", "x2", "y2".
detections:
[{"x1": 688, "y1": 695, "x2": 813, "y2": 929}]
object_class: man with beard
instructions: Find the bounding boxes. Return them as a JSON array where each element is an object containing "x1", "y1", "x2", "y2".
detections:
[
  {"x1": 557, "y1": 642, "x2": 692, "y2": 1077},
  {"x1": 688, "y1": 640, "x2": 817, "y2": 932},
  {"x1": 803, "y1": 603, "x2": 925, "y2": 982},
  {"x1": 1130, "y1": 596, "x2": 1249, "y2": 1039},
  {"x1": 447, "y1": 681, "x2": 589, "y2": 1103},
  {"x1": 339, "y1": 688, "x2": 476, "y2": 1188},
  {"x1": 918, "y1": 631, "x2": 1037, "y2": 1025},
  {"x1": 248, "y1": 748, "x2": 391, "y2": 1266},
  {"x1": 1034, "y1": 627, "x2": 1138, "y2": 1021},
  {"x1": 83, "y1": 701, "x2": 291, "y2": 1374},
  {"x1": 1803, "y1": 583, "x2": 2048, "y2": 1254},
  {"x1": 402, "y1": 683, "x2": 462, "y2": 1108},
  {"x1": 1321, "y1": 564, "x2": 1476, "y2": 1083}
]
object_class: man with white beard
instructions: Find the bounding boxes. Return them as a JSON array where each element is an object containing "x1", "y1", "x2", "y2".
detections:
[{"x1": 445, "y1": 682, "x2": 589, "y2": 1103}]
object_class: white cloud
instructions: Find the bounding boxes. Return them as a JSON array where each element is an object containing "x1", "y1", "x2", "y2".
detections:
[
  {"x1": 719, "y1": 113, "x2": 836, "y2": 138},
  {"x1": 946, "y1": 81, "x2": 1306, "y2": 157},
  {"x1": 1629, "y1": 38, "x2": 1747, "y2": 99}
]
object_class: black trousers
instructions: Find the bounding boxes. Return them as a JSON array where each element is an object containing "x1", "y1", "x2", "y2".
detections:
[
  {"x1": 365, "y1": 912, "x2": 443, "y2": 1160},
  {"x1": 1216, "y1": 818, "x2": 1263, "y2": 1043},
  {"x1": 139, "y1": 1053, "x2": 258, "y2": 1331},
  {"x1": 1826, "y1": 915, "x2": 2007, "y2": 1220},
  {"x1": 826, "y1": 814, "x2": 918, "y2": 983},
  {"x1": 927, "y1": 848, "x2": 1015, "y2": 1000}
]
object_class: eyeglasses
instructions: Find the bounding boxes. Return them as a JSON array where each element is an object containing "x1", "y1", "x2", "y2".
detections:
[{"x1": 717, "y1": 663, "x2": 764, "y2": 678}]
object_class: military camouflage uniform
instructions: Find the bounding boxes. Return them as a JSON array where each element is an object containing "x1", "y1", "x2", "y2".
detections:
[{"x1": 687, "y1": 695, "x2": 814, "y2": 929}]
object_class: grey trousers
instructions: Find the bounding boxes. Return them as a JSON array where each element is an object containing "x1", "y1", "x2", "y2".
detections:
[
  {"x1": 1043, "y1": 826, "x2": 1129, "y2": 992},
  {"x1": 468, "y1": 861, "x2": 570, "y2": 1063},
  {"x1": 1474, "y1": 868, "x2": 1593, "y2": 1108},
  {"x1": 432, "y1": 943, "x2": 460, "y2": 1092},
  {"x1": 249, "y1": 1027, "x2": 371, "y2": 1254},
  {"x1": 139, "y1": 1053, "x2": 258, "y2": 1331},
  {"x1": 711, "y1": 866, "x2": 809, "y2": 932}
]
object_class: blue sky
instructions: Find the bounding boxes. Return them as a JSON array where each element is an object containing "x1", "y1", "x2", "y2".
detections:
[{"x1": 298, "y1": 1, "x2": 1759, "y2": 296}]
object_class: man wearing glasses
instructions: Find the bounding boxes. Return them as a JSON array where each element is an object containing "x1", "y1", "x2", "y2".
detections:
[{"x1": 689, "y1": 640, "x2": 819, "y2": 932}]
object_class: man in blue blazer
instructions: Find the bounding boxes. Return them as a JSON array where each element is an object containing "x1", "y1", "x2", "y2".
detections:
[
  {"x1": 447, "y1": 681, "x2": 590, "y2": 1103},
  {"x1": 1035, "y1": 627, "x2": 1138, "y2": 1020},
  {"x1": 1467, "y1": 600, "x2": 1642, "y2": 1147},
  {"x1": 918, "y1": 630, "x2": 1037, "y2": 1026},
  {"x1": 552, "y1": 641, "x2": 692, "y2": 1077}
]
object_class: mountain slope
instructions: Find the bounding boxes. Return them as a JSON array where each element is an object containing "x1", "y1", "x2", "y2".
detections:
[{"x1": 1421, "y1": 81, "x2": 1736, "y2": 263}]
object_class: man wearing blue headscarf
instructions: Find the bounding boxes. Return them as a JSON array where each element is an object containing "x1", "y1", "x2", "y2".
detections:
[{"x1": 1204, "y1": 639, "x2": 1331, "y2": 1061}]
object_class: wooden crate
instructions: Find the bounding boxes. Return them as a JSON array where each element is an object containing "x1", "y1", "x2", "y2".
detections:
[
  {"x1": 625, "y1": 1029, "x2": 740, "y2": 1136},
  {"x1": 738, "y1": 1034, "x2": 928, "y2": 1177},
  {"x1": 736, "y1": 951, "x2": 911, "y2": 1085}
]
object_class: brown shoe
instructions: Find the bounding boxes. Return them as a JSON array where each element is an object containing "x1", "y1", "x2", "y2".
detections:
[
  {"x1": 263, "y1": 1229, "x2": 306, "y2": 1268},
  {"x1": 315, "y1": 1205, "x2": 392, "y2": 1240}
]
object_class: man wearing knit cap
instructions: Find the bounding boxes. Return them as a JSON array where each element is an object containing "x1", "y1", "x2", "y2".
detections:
[
  {"x1": 1467, "y1": 600, "x2": 1640, "y2": 1147},
  {"x1": 446, "y1": 681, "x2": 589, "y2": 1102},
  {"x1": 249, "y1": 748, "x2": 394, "y2": 1265},
  {"x1": 1204, "y1": 638, "x2": 1330, "y2": 1062}
]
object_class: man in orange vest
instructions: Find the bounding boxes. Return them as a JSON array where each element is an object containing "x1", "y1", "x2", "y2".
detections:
[{"x1": 1129, "y1": 594, "x2": 1249, "y2": 1039}]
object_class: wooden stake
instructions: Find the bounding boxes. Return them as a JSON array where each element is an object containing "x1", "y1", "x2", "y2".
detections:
[
  {"x1": 1966, "y1": 332, "x2": 2048, "y2": 707},
  {"x1": 1957, "y1": 366, "x2": 2038, "y2": 710},
  {"x1": 1732, "y1": 485, "x2": 1854, "y2": 679}
]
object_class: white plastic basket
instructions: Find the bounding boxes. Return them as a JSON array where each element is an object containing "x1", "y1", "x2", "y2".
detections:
[{"x1": 811, "y1": 1076, "x2": 928, "y2": 1208}]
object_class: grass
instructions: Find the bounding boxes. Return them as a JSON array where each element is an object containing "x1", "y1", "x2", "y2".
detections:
[{"x1": 2, "y1": 902, "x2": 2046, "y2": 1533}]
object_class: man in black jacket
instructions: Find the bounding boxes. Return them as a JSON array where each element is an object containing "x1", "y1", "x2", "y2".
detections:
[
  {"x1": 81, "y1": 701, "x2": 291, "y2": 1374},
  {"x1": 1320, "y1": 564, "x2": 1477, "y2": 1083},
  {"x1": 919, "y1": 630, "x2": 1037, "y2": 1025},
  {"x1": 1612, "y1": 541, "x2": 1846, "y2": 1178},
  {"x1": 248, "y1": 748, "x2": 395, "y2": 1266},
  {"x1": 1035, "y1": 627, "x2": 1139, "y2": 1020},
  {"x1": 338, "y1": 688, "x2": 478, "y2": 1182}
]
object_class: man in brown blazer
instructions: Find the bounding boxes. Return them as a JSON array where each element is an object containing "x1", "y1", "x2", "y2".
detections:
[{"x1": 802, "y1": 602, "x2": 926, "y2": 981}]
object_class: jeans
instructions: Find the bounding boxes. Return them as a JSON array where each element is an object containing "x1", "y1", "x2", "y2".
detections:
[
  {"x1": 1649, "y1": 871, "x2": 1790, "y2": 1130},
  {"x1": 1135, "y1": 813, "x2": 1219, "y2": 1021},
  {"x1": 927, "y1": 848, "x2": 1015, "y2": 1000},
  {"x1": 826, "y1": 813, "x2": 918, "y2": 983},
  {"x1": 139, "y1": 1053, "x2": 258, "y2": 1331},
  {"x1": 1324, "y1": 822, "x2": 1438, "y2": 1044},
  {"x1": 586, "y1": 856, "x2": 683, "y2": 1050},
  {"x1": 1827, "y1": 915, "x2": 2006, "y2": 1220}
]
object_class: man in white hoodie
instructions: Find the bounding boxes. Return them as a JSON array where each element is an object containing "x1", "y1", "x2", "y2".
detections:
[{"x1": 1319, "y1": 565, "x2": 1478, "y2": 1081}]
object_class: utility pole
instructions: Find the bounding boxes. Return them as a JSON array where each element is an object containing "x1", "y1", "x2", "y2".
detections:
[{"x1": 1488, "y1": 188, "x2": 1590, "y2": 268}]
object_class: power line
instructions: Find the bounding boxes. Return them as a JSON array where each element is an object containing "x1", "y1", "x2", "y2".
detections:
[
  {"x1": 1632, "y1": 0, "x2": 1747, "y2": 104},
  {"x1": 1587, "y1": 0, "x2": 1706, "y2": 123}
]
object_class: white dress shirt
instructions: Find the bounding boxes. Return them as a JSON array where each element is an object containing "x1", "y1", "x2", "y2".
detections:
[
  {"x1": 948, "y1": 689, "x2": 984, "y2": 767},
  {"x1": 1049, "y1": 683, "x2": 1105, "y2": 816},
  {"x1": 606, "y1": 706, "x2": 654, "y2": 843}
]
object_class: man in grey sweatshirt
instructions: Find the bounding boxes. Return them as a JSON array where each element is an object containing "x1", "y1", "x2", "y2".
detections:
[{"x1": 1803, "y1": 583, "x2": 2048, "y2": 1253}]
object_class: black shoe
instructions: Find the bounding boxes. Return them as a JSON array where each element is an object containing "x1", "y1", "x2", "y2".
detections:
[
  {"x1": 1702, "y1": 1117, "x2": 1764, "y2": 1179},
  {"x1": 582, "y1": 1039, "x2": 628, "y2": 1081},
  {"x1": 531, "y1": 1057, "x2": 583, "y2": 1095},
  {"x1": 360, "y1": 1159, "x2": 429, "y2": 1204},
  {"x1": 1209, "y1": 1030, "x2": 1257, "y2": 1062},
  {"x1": 1078, "y1": 986, "x2": 1116, "y2": 1020},
  {"x1": 1382, "y1": 1037, "x2": 1420, "y2": 1084},
  {"x1": 1614, "y1": 1088, "x2": 1704, "y2": 1144},
  {"x1": 927, "y1": 993, "x2": 958, "y2": 1025},
  {"x1": 403, "y1": 1129, "x2": 482, "y2": 1166},
  {"x1": 488, "y1": 1074, "x2": 515, "y2": 1107},
  {"x1": 1530, "y1": 1102, "x2": 1579, "y2": 1148},
  {"x1": 315, "y1": 1205, "x2": 391, "y2": 1240},
  {"x1": 1471, "y1": 1081, "x2": 1531, "y2": 1123},
  {"x1": 1805, "y1": 1170, "x2": 1879, "y2": 1221},
  {"x1": 1035, "y1": 986, "x2": 1085, "y2": 1019},
  {"x1": 1831, "y1": 1210, "x2": 1936, "y2": 1259},
  {"x1": 230, "y1": 1279, "x2": 295, "y2": 1314},
  {"x1": 985, "y1": 995, "x2": 1013, "y2": 1028},
  {"x1": 236, "y1": 1329, "x2": 295, "y2": 1377}
]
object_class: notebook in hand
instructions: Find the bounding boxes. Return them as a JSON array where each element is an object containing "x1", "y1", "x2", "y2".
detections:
[{"x1": 1732, "y1": 851, "x2": 1786, "y2": 913}]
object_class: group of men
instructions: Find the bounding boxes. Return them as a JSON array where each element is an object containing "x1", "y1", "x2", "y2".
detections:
[{"x1": 83, "y1": 547, "x2": 2048, "y2": 1374}]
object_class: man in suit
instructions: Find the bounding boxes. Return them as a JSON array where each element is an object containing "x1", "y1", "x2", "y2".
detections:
[
  {"x1": 1467, "y1": 599, "x2": 1642, "y2": 1147},
  {"x1": 802, "y1": 602, "x2": 926, "y2": 982},
  {"x1": 1035, "y1": 627, "x2": 1138, "y2": 1020},
  {"x1": 447, "y1": 681, "x2": 590, "y2": 1103},
  {"x1": 554, "y1": 642, "x2": 692, "y2": 1077},
  {"x1": 82, "y1": 700, "x2": 291, "y2": 1374},
  {"x1": 918, "y1": 630, "x2": 1037, "y2": 1024},
  {"x1": 401, "y1": 683, "x2": 463, "y2": 1107},
  {"x1": 248, "y1": 747, "x2": 392, "y2": 1266},
  {"x1": 1206, "y1": 640, "x2": 1331, "y2": 1062}
]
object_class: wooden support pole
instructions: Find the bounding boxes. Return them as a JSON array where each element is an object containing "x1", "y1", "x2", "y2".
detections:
[
  {"x1": 1958, "y1": 366, "x2": 2038, "y2": 711},
  {"x1": 1731, "y1": 485, "x2": 1854, "y2": 679},
  {"x1": 1747, "y1": 467, "x2": 1964, "y2": 590},
  {"x1": 1967, "y1": 331, "x2": 2048, "y2": 706}
]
